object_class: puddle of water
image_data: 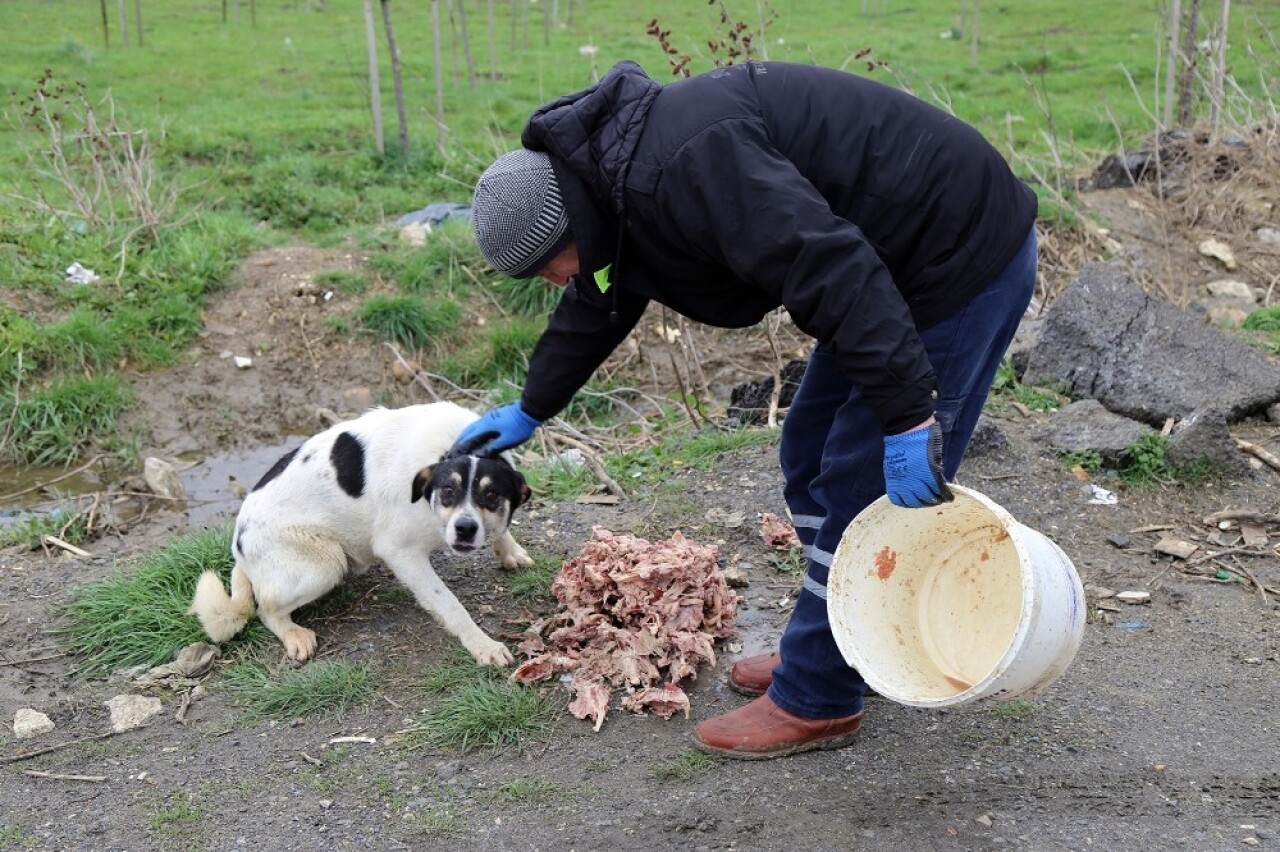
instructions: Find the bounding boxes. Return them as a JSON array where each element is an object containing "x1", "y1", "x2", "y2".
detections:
[
  {"x1": 0, "y1": 462, "x2": 109, "y2": 530},
  {"x1": 180, "y1": 440, "x2": 304, "y2": 527},
  {"x1": 731, "y1": 599, "x2": 787, "y2": 658},
  {"x1": 0, "y1": 441, "x2": 305, "y2": 532}
]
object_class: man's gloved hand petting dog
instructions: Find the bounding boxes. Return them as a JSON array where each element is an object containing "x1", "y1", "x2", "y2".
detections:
[{"x1": 451, "y1": 59, "x2": 1036, "y2": 759}]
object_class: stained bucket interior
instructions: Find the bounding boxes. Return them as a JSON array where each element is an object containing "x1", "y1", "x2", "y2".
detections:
[{"x1": 828, "y1": 488, "x2": 1032, "y2": 706}]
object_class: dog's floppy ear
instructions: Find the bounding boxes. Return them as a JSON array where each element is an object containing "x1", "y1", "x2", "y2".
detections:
[
  {"x1": 410, "y1": 466, "x2": 434, "y2": 503},
  {"x1": 513, "y1": 471, "x2": 532, "y2": 511}
]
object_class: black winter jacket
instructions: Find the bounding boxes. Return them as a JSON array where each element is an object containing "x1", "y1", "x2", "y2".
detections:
[{"x1": 517, "y1": 60, "x2": 1037, "y2": 433}]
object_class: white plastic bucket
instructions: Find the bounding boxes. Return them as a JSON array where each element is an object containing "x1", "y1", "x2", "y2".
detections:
[{"x1": 827, "y1": 484, "x2": 1085, "y2": 708}]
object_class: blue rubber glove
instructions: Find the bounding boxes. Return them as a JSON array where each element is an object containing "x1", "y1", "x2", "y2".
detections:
[
  {"x1": 453, "y1": 403, "x2": 542, "y2": 456},
  {"x1": 883, "y1": 421, "x2": 954, "y2": 508}
]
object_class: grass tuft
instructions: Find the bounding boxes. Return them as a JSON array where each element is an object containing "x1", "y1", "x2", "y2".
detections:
[
  {"x1": 0, "y1": 374, "x2": 133, "y2": 466},
  {"x1": 223, "y1": 659, "x2": 375, "y2": 718},
  {"x1": 405, "y1": 645, "x2": 557, "y2": 753},
  {"x1": 359, "y1": 295, "x2": 461, "y2": 349},
  {"x1": 649, "y1": 749, "x2": 718, "y2": 781},
  {"x1": 507, "y1": 555, "x2": 562, "y2": 605},
  {"x1": 52, "y1": 525, "x2": 267, "y2": 674},
  {"x1": 0, "y1": 507, "x2": 90, "y2": 550}
]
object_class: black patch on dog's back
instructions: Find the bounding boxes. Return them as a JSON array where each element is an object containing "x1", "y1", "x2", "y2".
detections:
[
  {"x1": 251, "y1": 448, "x2": 300, "y2": 492},
  {"x1": 331, "y1": 431, "x2": 366, "y2": 498}
]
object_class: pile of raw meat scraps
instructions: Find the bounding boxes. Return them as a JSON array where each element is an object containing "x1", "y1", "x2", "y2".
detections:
[{"x1": 512, "y1": 526, "x2": 740, "y2": 731}]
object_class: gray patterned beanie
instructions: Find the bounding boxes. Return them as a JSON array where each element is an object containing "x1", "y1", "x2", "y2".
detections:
[{"x1": 472, "y1": 149, "x2": 572, "y2": 279}]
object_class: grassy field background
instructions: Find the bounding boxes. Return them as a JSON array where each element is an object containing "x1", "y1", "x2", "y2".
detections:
[{"x1": 0, "y1": 0, "x2": 1277, "y2": 471}]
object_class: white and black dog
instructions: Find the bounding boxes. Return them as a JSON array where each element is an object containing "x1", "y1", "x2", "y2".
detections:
[{"x1": 189, "y1": 401, "x2": 532, "y2": 665}]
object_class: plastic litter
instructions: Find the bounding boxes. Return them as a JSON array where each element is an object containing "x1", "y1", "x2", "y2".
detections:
[
  {"x1": 65, "y1": 261, "x2": 99, "y2": 285},
  {"x1": 394, "y1": 201, "x2": 472, "y2": 229}
]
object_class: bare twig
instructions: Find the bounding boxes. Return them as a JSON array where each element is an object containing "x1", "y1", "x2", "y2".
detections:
[
  {"x1": 544, "y1": 429, "x2": 626, "y2": 498},
  {"x1": 1, "y1": 729, "x2": 128, "y2": 765},
  {"x1": 1204, "y1": 509, "x2": 1280, "y2": 526},
  {"x1": 40, "y1": 535, "x2": 91, "y2": 558},
  {"x1": 24, "y1": 769, "x2": 107, "y2": 783},
  {"x1": 174, "y1": 690, "x2": 193, "y2": 725},
  {"x1": 1235, "y1": 437, "x2": 1280, "y2": 471},
  {"x1": 1215, "y1": 559, "x2": 1273, "y2": 604},
  {"x1": 0, "y1": 652, "x2": 66, "y2": 668},
  {"x1": 763, "y1": 309, "x2": 786, "y2": 428}
]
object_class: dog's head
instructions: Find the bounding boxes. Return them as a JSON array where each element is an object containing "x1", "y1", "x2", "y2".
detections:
[{"x1": 410, "y1": 453, "x2": 531, "y2": 554}]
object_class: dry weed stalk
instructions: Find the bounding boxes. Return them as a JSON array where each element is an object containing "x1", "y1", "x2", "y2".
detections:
[{"x1": 9, "y1": 71, "x2": 179, "y2": 254}]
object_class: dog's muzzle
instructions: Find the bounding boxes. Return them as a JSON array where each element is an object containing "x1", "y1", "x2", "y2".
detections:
[{"x1": 451, "y1": 516, "x2": 479, "y2": 551}]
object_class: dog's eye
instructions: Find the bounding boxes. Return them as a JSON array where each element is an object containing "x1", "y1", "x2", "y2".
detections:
[{"x1": 436, "y1": 485, "x2": 457, "y2": 503}]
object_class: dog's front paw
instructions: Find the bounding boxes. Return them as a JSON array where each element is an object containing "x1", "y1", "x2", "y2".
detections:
[
  {"x1": 466, "y1": 636, "x2": 515, "y2": 667},
  {"x1": 283, "y1": 627, "x2": 318, "y2": 661},
  {"x1": 496, "y1": 539, "x2": 533, "y2": 570}
]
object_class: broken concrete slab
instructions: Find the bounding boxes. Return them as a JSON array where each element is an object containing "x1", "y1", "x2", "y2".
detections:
[
  {"x1": 1165, "y1": 406, "x2": 1253, "y2": 478},
  {"x1": 1043, "y1": 399, "x2": 1155, "y2": 463},
  {"x1": 1023, "y1": 262, "x2": 1280, "y2": 424}
]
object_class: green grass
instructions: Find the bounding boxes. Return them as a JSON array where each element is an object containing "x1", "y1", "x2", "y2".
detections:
[
  {"x1": 604, "y1": 422, "x2": 780, "y2": 487},
  {"x1": 493, "y1": 778, "x2": 566, "y2": 805},
  {"x1": 985, "y1": 355, "x2": 1070, "y2": 417},
  {"x1": 148, "y1": 795, "x2": 207, "y2": 850},
  {"x1": 648, "y1": 749, "x2": 718, "y2": 781},
  {"x1": 492, "y1": 275, "x2": 564, "y2": 318},
  {"x1": 405, "y1": 645, "x2": 557, "y2": 753},
  {"x1": 1242, "y1": 305, "x2": 1280, "y2": 354},
  {"x1": 51, "y1": 525, "x2": 268, "y2": 674},
  {"x1": 1066, "y1": 432, "x2": 1221, "y2": 489},
  {"x1": 507, "y1": 554, "x2": 562, "y2": 605},
  {"x1": 315, "y1": 269, "x2": 368, "y2": 296},
  {"x1": 0, "y1": 506, "x2": 90, "y2": 550},
  {"x1": 223, "y1": 659, "x2": 375, "y2": 719},
  {"x1": 359, "y1": 294, "x2": 461, "y2": 349},
  {"x1": 0, "y1": 374, "x2": 133, "y2": 466}
]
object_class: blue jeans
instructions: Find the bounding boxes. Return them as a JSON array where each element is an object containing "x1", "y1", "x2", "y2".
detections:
[{"x1": 767, "y1": 227, "x2": 1038, "y2": 719}]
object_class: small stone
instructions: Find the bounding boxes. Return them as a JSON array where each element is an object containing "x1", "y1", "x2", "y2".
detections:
[
  {"x1": 391, "y1": 360, "x2": 417, "y2": 385},
  {"x1": 144, "y1": 457, "x2": 187, "y2": 502},
  {"x1": 105, "y1": 694, "x2": 163, "y2": 732},
  {"x1": 1106, "y1": 532, "x2": 1131, "y2": 549},
  {"x1": 13, "y1": 708, "x2": 55, "y2": 739},
  {"x1": 1205, "y1": 279, "x2": 1254, "y2": 300}
]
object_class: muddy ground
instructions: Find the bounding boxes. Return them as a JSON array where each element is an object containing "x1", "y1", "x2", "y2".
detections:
[{"x1": 1, "y1": 189, "x2": 1279, "y2": 851}]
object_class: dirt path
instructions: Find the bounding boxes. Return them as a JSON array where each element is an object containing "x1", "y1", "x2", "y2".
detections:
[{"x1": 2, "y1": 240, "x2": 1278, "y2": 851}]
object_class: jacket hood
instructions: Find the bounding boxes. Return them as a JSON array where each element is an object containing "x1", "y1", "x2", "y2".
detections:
[{"x1": 521, "y1": 60, "x2": 662, "y2": 274}]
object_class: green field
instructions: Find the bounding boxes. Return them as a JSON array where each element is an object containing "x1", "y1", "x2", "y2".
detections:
[{"x1": 1, "y1": 0, "x2": 1277, "y2": 466}]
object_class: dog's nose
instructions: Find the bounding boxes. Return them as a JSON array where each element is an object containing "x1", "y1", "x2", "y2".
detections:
[{"x1": 454, "y1": 517, "x2": 479, "y2": 542}]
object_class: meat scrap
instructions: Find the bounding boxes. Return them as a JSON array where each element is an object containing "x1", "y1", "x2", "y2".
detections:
[
  {"x1": 761, "y1": 512, "x2": 801, "y2": 550},
  {"x1": 512, "y1": 527, "x2": 740, "y2": 730}
]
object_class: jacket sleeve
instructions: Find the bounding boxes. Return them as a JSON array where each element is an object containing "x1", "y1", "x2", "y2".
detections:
[
  {"x1": 519, "y1": 281, "x2": 649, "y2": 422},
  {"x1": 652, "y1": 117, "x2": 937, "y2": 434}
]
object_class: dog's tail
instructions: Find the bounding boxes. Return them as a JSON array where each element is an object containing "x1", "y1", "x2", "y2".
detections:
[{"x1": 188, "y1": 564, "x2": 256, "y2": 643}]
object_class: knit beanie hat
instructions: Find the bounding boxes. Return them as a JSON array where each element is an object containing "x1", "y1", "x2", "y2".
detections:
[{"x1": 472, "y1": 149, "x2": 572, "y2": 279}]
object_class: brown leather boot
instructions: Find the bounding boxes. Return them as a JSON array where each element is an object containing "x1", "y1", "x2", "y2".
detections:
[
  {"x1": 691, "y1": 694, "x2": 863, "y2": 760},
  {"x1": 728, "y1": 652, "x2": 781, "y2": 696}
]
